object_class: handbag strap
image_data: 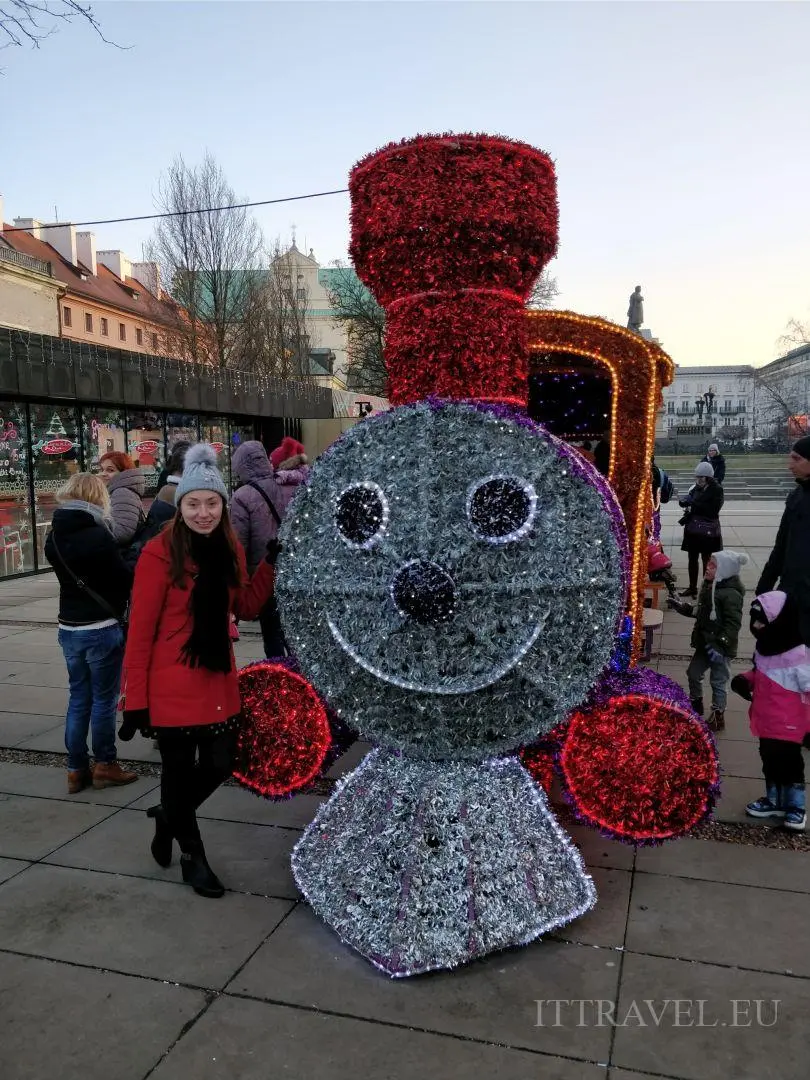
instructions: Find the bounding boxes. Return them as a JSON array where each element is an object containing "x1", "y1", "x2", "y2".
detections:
[
  {"x1": 49, "y1": 531, "x2": 122, "y2": 623},
  {"x1": 248, "y1": 481, "x2": 282, "y2": 527}
]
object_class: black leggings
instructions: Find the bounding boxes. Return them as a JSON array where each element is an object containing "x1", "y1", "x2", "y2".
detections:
[
  {"x1": 156, "y1": 727, "x2": 238, "y2": 855},
  {"x1": 759, "y1": 738, "x2": 805, "y2": 788},
  {"x1": 687, "y1": 550, "x2": 712, "y2": 592}
]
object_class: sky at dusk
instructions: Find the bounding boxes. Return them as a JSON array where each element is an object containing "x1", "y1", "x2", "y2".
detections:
[{"x1": 2, "y1": 0, "x2": 808, "y2": 368}]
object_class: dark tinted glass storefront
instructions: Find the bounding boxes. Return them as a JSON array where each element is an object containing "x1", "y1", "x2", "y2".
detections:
[{"x1": 0, "y1": 400, "x2": 255, "y2": 579}]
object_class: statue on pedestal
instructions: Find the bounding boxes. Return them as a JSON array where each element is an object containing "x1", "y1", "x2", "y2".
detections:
[{"x1": 627, "y1": 286, "x2": 644, "y2": 334}]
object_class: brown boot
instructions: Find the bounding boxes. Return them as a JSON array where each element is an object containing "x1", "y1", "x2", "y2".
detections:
[
  {"x1": 92, "y1": 761, "x2": 138, "y2": 789},
  {"x1": 707, "y1": 709, "x2": 725, "y2": 732},
  {"x1": 67, "y1": 769, "x2": 93, "y2": 795}
]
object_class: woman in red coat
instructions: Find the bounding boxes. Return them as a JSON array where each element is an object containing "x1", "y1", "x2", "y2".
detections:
[{"x1": 120, "y1": 444, "x2": 277, "y2": 898}]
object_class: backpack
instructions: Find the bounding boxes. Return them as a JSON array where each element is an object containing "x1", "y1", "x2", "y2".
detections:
[
  {"x1": 120, "y1": 503, "x2": 172, "y2": 571},
  {"x1": 660, "y1": 470, "x2": 675, "y2": 504}
]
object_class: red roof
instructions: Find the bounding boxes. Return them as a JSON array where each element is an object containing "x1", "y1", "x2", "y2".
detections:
[{"x1": 1, "y1": 223, "x2": 182, "y2": 330}]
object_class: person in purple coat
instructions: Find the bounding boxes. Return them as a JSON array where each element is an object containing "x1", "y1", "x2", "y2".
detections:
[{"x1": 230, "y1": 438, "x2": 309, "y2": 656}]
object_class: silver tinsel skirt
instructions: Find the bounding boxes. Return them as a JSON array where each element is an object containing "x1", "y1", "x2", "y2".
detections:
[{"x1": 292, "y1": 749, "x2": 596, "y2": 977}]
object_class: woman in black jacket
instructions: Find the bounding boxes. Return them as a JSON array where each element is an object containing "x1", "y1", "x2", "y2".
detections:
[
  {"x1": 678, "y1": 461, "x2": 724, "y2": 597},
  {"x1": 44, "y1": 473, "x2": 137, "y2": 795}
]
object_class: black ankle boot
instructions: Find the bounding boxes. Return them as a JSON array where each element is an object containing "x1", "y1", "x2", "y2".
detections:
[
  {"x1": 690, "y1": 697, "x2": 705, "y2": 717},
  {"x1": 146, "y1": 805, "x2": 173, "y2": 868},
  {"x1": 180, "y1": 851, "x2": 225, "y2": 898}
]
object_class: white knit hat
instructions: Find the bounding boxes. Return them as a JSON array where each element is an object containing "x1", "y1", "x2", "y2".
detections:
[
  {"x1": 694, "y1": 461, "x2": 714, "y2": 478},
  {"x1": 174, "y1": 443, "x2": 229, "y2": 505},
  {"x1": 711, "y1": 550, "x2": 749, "y2": 619}
]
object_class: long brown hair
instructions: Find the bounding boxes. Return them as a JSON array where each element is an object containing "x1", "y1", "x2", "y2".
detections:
[{"x1": 168, "y1": 506, "x2": 242, "y2": 588}]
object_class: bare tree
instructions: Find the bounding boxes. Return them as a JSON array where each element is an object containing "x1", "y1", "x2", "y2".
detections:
[
  {"x1": 526, "y1": 270, "x2": 560, "y2": 310},
  {"x1": 325, "y1": 264, "x2": 559, "y2": 399},
  {"x1": 323, "y1": 263, "x2": 386, "y2": 396},
  {"x1": 779, "y1": 317, "x2": 810, "y2": 351},
  {"x1": 147, "y1": 153, "x2": 263, "y2": 368},
  {"x1": 233, "y1": 240, "x2": 314, "y2": 378},
  {"x1": 754, "y1": 374, "x2": 810, "y2": 449},
  {"x1": 1, "y1": 1, "x2": 117, "y2": 49}
]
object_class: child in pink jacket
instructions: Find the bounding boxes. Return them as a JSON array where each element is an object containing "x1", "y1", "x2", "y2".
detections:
[{"x1": 735, "y1": 591, "x2": 810, "y2": 831}]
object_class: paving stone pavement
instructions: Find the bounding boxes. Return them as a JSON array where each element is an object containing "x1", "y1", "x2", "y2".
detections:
[{"x1": 1, "y1": 500, "x2": 809, "y2": 1080}]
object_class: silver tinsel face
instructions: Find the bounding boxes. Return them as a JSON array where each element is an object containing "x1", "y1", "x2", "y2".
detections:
[
  {"x1": 292, "y1": 750, "x2": 597, "y2": 977},
  {"x1": 276, "y1": 401, "x2": 625, "y2": 760}
]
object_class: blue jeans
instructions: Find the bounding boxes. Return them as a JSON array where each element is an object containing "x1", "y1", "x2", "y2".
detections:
[
  {"x1": 687, "y1": 648, "x2": 730, "y2": 711},
  {"x1": 58, "y1": 625, "x2": 125, "y2": 771}
]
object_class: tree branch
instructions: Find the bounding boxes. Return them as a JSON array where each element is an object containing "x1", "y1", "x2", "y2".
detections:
[{"x1": 1, "y1": 1, "x2": 126, "y2": 52}]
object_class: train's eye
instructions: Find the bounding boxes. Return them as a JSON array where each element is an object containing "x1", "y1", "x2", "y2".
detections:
[
  {"x1": 335, "y1": 482, "x2": 389, "y2": 549},
  {"x1": 467, "y1": 476, "x2": 536, "y2": 544}
]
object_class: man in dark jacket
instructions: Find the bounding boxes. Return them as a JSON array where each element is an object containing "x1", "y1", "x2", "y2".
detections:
[
  {"x1": 757, "y1": 436, "x2": 810, "y2": 646},
  {"x1": 702, "y1": 443, "x2": 726, "y2": 485}
]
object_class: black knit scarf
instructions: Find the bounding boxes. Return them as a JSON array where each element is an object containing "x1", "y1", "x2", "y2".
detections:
[{"x1": 180, "y1": 530, "x2": 233, "y2": 674}]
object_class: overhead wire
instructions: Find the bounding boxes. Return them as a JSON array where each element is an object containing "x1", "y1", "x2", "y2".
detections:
[{"x1": 2, "y1": 187, "x2": 350, "y2": 232}]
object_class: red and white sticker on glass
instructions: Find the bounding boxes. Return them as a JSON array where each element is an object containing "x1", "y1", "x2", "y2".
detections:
[{"x1": 40, "y1": 439, "x2": 73, "y2": 456}]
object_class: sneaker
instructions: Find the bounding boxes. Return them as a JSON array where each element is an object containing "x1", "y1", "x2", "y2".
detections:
[
  {"x1": 784, "y1": 807, "x2": 807, "y2": 832},
  {"x1": 92, "y1": 761, "x2": 138, "y2": 789},
  {"x1": 745, "y1": 797, "x2": 785, "y2": 819},
  {"x1": 783, "y1": 785, "x2": 806, "y2": 832}
]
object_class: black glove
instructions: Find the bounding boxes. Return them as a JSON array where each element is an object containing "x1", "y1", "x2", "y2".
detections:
[
  {"x1": 118, "y1": 709, "x2": 150, "y2": 742},
  {"x1": 667, "y1": 598, "x2": 693, "y2": 617},
  {"x1": 265, "y1": 538, "x2": 282, "y2": 566},
  {"x1": 730, "y1": 674, "x2": 753, "y2": 702}
]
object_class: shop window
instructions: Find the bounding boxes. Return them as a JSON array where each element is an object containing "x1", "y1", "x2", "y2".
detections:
[
  {"x1": 166, "y1": 413, "x2": 199, "y2": 462},
  {"x1": 229, "y1": 422, "x2": 256, "y2": 489},
  {"x1": 0, "y1": 402, "x2": 35, "y2": 577},
  {"x1": 82, "y1": 407, "x2": 126, "y2": 475},
  {"x1": 28, "y1": 403, "x2": 80, "y2": 568},
  {"x1": 201, "y1": 417, "x2": 230, "y2": 489},
  {"x1": 127, "y1": 410, "x2": 165, "y2": 496}
]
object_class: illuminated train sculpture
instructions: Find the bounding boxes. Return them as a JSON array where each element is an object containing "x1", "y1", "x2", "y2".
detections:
[{"x1": 239, "y1": 134, "x2": 718, "y2": 978}]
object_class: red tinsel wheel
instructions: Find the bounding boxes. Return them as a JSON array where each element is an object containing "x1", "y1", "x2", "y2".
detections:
[
  {"x1": 520, "y1": 745, "x2": 555, "y2": 794},
  {"x1": 235, "y1": 661, "x2": 331, "y2": 799},
  {"x1": 560, "y1": 694, "x2": 719, "y2": 843}
]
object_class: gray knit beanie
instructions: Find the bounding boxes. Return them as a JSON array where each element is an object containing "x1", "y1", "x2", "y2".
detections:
[
  {"x1": 694, "y1": 461, "x2": 714, "y2": 478},
  {"x1": 174, "y1": 443, "x2": 229, "y2": 505}
]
